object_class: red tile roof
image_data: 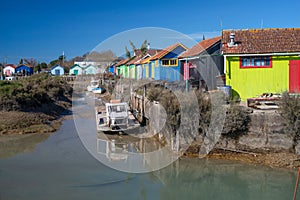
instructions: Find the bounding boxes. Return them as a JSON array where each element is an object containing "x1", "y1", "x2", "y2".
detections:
[
  {"x1": 146, "y1": 49, "x2": 160, "y2": 56},
  {"x1": 127, "y1": 56, "x2": 141, "y2": 65},
  {"x1": 150, "y1": 43, "x2": 187, "y2": 61},
  {"x1": 5, "y1": 64, "x2": 16, "y2": 68},
  {"x1": 116, "y1": 49, "x2": 161, "y2": 66},
  {"x1": 222, "y1": 28, "x2": 300, "y2": 54},
  {"x1": 128, "y1": 49, "x2": 163, "y2": 65},
  {"x1": 179, "y1": 36, "x2": 221, "y2": 58},
  {"x1": 115, "y1": 57, "x2": 131, "y2": 67}
]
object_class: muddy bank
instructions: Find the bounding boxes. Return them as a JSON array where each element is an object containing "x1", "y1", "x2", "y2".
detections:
[
  {"x1": 0, "y1": 99, "x2": 72, "y2": 135},
  {"x1": 184, "y1": 109, "x2": 300, "y2": 169},
  {"x1": 184, "y1": 149, "x2": 299, "y2": 169},
  {"x1": 0, "y1": 101, "x2": 72, "y2": 135},
  {"x1": 0, "y1": 74, "x2": 73, "y2": 135}
]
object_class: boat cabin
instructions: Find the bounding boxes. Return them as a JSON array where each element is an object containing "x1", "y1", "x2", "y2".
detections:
[{"x1": 106, "y1": 102, "x2": 128, "y2": 130}]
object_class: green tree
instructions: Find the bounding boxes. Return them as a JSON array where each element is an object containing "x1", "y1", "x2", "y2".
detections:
[
  {"x1": 64, "y1": 66, "x2": 69, "y2": 74},
  {"x1": 129, "y1": 40, "x2": 137, "y2": 51},
  {"x1": 140, "y1": 40, "x2": 148, "y2": 56},
  {"x1": 19, "y1": 58, "x2": 23, "y2": 65},
  {"x1": 48, "y1": 60, "x2": 58, "y2": 68},
  {"x1": 40, "y1": 62, "x2": 48, "y2": 69},
  {"x1": 125, "y1": 46, "x2": 131, "y2": 58},
  {"x1": 34, "y1": 64, "x2": 41, "y2": 73},
  {"x1": 58, "y1": 54, "x2": 66, "y2": 62}
]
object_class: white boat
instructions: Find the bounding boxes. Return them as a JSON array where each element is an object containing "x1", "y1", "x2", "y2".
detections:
[
  {"x1": 95, "y1": 100, "x2": 140, "y2": 133},
  {"x1": 87, "y1": 79, "x2": 100, "y2": 92},
  {"x1": 92, "y1": 87, "x2": 106, "y2": 94}
]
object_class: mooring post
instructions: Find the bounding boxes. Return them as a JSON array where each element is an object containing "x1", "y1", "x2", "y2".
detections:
[
  {"x1": 293, "y1": 167, "x2": 300, "y2": 200},
  {"x1": 185, "y1": 59, "x2": 189, "y2": 92}
]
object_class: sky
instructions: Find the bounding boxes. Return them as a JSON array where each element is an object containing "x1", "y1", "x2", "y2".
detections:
[{"x1": 1, "y1": 0, "x2": 300, "y2": 64}]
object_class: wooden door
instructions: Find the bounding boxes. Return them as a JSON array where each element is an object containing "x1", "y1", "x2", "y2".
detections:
[{"x1": 289, "y1": 60, "x2": 300, "y2": 93}]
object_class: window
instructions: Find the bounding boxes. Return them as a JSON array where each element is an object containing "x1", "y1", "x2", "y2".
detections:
[
  {"x1": 162, "y1": 60, "x2": 169, "y2": 65},
  {"x1": 170, "y1": 59, "x2": 177, "y2": 65},
  {"x1": 161, "y1": 59, "x2": 178, "y2": 66},
  {"x1": 240, "y1": 56, "x2": 272, "y2": 68}
]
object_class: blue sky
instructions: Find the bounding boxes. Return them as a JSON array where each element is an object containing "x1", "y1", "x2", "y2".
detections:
[{"x1": 1, "y1": 0, "x2": 300, "y2": 64}]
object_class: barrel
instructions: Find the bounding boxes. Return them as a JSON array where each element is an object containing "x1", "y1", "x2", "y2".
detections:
[{"x1": 218, "y1": 85, "x2": 232, "y2": 101}]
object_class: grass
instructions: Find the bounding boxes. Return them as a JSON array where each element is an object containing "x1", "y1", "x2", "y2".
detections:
[
  {"x1": 0, "y1": 74, "x2": 72, "y2": 135},
  {"x1": 0, "y1": 73, "x2": 72, "y2": 112}
]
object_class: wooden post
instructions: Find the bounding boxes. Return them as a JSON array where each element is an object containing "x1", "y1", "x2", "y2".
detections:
[
  {"x1": 293, "y1": 167, "x2": 300, "y2": 200},
  {"x1": 185, "y1": 59, "x2": 189, "y2": 92}
]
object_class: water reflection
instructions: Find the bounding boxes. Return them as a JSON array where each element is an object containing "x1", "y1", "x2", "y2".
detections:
[
  {"x1": 154, "y1": 158, "x2": 296, "y2": 200},
  {"x1": 0, "y1": 119, "x2": 297, "y2": 200},
  {"x1": 0, "y1": 133, "x2": 50, "y2": 158},
  {"x1": 94, "y1": 131, "x2": 177, "y2": 173}
]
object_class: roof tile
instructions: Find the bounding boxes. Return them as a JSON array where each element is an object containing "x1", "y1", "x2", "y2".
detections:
[
  {"x1": 150, "y1": 43, "x2": 187, "y2": 61},
  {"x1": 222, "y1": 28, "x2": 300, "y2": 54},
  {"x1": 179, "y1": 36, "x2": 221, "y2": 58}
]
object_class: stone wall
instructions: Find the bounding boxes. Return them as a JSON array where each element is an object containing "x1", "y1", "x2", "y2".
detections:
[{"x1": 216, "y1": 110, "x2": 295, "y2": 153}]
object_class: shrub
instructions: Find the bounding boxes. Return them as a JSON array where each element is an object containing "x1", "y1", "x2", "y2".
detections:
[
  {"x1": 146, "y1": 86, "x2": 250, "y2": 140},
  {"x1": 222, "y1": 105, "x2": 250, "y2": 139},
  {"x1": 279, "y1": 92, "x2": 300, "y2": 140},
  {"x1": 0, "y1": 74, "x2": 72, "y2": 111},
  {"x1": 147, "y1": 87, "x2": 163, "y2": 102}
]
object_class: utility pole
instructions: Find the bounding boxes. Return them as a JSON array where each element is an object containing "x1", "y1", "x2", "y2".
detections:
[
  {"x1": 62, "y1": 51, "x2": 65, "y2": 65},
  {"x1": 185, "y1": 59, "x2": 189, "y2": 92}
]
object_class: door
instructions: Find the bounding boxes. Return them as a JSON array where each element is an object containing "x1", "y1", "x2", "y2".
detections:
[
  {"x1": 74, "y1": 69, "x2": 78, "y2": 75},
  {"x1": 55, "y1": 69, "x2": 60, "y2": 75},
  {"x1": 289, "y1": 60, "x2": 300, "y2": 93}
]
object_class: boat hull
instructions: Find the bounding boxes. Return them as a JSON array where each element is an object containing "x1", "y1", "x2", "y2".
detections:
[{"x1": 92, "y1": 88, "x2": 106, "y2": 94}]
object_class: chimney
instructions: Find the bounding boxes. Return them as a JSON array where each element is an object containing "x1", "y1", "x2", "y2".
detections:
[
  {"x1": 147, "y1": 43, "x2": 150, "y2": 50},
  {"x1": 228, "y1": 32, "x2": 237, "y2": 47}
]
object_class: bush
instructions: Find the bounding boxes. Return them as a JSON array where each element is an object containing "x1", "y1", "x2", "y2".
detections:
[
  {"x1": 279, "y1": 92, "x2": 300, "y2": 140},
  {"x1": 147, "y1": 87, "x2": 163, "y2": 102},
  {"x1": 222, "y1": 105, "x2": 250, "y2": 139},
  {"x1": 0, "y1": 74, "x2": 72, "y2": 111},
  {"x1": 146, "y1": 86, "x2": 250, "y2": 140}
]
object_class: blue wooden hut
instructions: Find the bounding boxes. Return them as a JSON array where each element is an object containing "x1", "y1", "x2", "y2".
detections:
[
  {"x1": 15, "y1": 65, "x2": 34, "y2": 76},
  {"x1": 149, "y1": 43, "x2": 187, "y2": 82}
]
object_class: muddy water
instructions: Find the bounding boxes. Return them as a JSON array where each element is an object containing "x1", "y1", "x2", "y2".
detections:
[{"x1": 0, "y1": 119, "x2": 297, "y2": 200}]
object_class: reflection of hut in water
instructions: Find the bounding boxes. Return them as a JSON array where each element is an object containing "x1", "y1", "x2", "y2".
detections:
[
  {"x1": 96, "y1": 133, "x2": 177, "y2": 172},
  {"x1": 97, "y1": 138, "x2": 131, "y2": 161}
]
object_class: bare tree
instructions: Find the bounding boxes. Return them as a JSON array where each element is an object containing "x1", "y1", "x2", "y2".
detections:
[
  {"x1": 85, "y1": 50, "x2": 118, "y2": 72},
  {"x1": 23, "y1": 58, "x2": 38, "y2": 68}
]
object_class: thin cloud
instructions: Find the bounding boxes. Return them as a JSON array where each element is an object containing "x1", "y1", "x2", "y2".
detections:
[
  {"x1": 187, "y1": 31, "x2": 221, "y2": 40},
  {"x1": 162, "y1": 31, "x2": 221, "y2": 41}
]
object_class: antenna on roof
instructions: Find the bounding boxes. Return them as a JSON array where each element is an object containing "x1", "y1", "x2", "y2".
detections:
[{"x1": 220, "y1": 19, "x2": 223, "y2": 30}]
